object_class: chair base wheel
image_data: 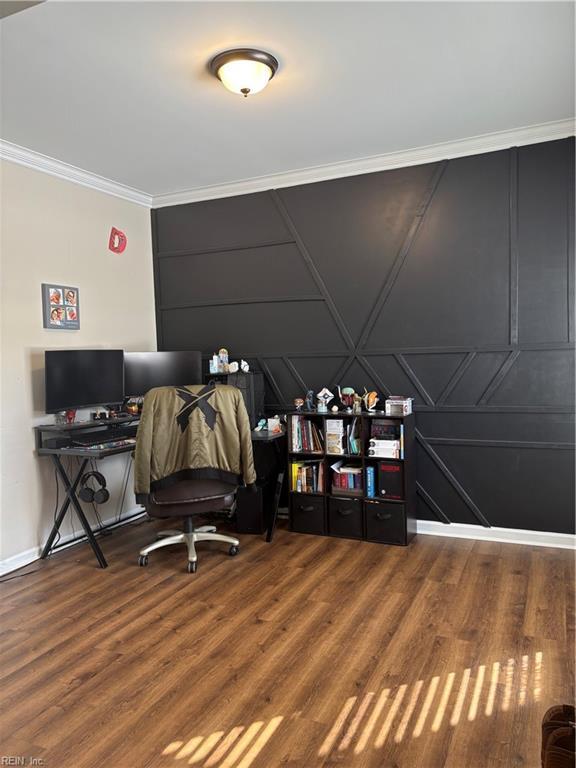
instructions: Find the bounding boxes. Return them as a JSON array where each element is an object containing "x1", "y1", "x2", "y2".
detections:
[
  {"x1": 187, "y1": 561, "x2": 197, "y2": 573},
  {"x1": 138, "y1": 555, "x2": 148, "y2": 567},
  {"x1": 229, "y1": 545, "x2": 240, "y2": 557}
]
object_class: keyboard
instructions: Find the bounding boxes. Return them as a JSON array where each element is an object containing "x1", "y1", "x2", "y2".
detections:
[{"x1": 66, "y1": 438, "x2": 137, "y2": 451}]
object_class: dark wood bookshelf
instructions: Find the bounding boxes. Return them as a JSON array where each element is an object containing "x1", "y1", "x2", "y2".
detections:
[{"x1": 287, "y1": 410, "x2": 416, "y2": 546}]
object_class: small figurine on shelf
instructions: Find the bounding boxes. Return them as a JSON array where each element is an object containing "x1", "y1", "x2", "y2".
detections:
[
  {"x1": 316, "y1": 387, "x2": 334, "y2": 413},
  {"x1": 218, "y1": 348, "x2": 229, "y2": 373},
  {"x1": 337, "y1": 385, "x2": 356, "y2": 413},
  {"x1": 362, "y1": 388, "x2": 379, "y2": 412},
  {"x1": 352, "y1": 392, "x2": 362, "y2": 414},
  {"x1": 240, "y1": 359, "x2": 250, "y2": 372},
  {"x1": 304, "y1": 389, "x2": 315, "y2": 411},
  {"x1": 331, "y1": 405, "x2": 339, "y2": 413},
  {"x1": 294, "y1": 397, "x2": 304, "y2": 411},
  {"x1": 228, "y1": 361, "x2": 239, "y2": 373}
]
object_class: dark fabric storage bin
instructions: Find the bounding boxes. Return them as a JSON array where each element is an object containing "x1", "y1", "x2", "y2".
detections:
[
  {"x1": 364, "y1": 500, "x2": 407, "y2": 545},
  {"x1": 290, "y1": 494, "x2": 325, "y2": 535},
  {"x1": 328, "y1": 497, "x2": 363, "y2": 539}
]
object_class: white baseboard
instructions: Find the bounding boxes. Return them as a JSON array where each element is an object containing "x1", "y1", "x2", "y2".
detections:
[
  {"x1": 0, "y1": 506, "x2": 146, "y2": 576},
  {"x1": 416, "y1": 520, "x2": 575, "y2": 550},
  {"x1": 2, "y1": 514, "x2": 573, "y2": 575}
]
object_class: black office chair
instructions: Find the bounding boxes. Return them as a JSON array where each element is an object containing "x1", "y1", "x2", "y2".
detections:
[{"x1": 138, "y1": 479, "x2": 240, "y2": 573}]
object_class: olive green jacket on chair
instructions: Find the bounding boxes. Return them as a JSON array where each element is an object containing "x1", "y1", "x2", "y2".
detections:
[{"x1": 134, "y1": 383, "x2": 256, "y2": 502}]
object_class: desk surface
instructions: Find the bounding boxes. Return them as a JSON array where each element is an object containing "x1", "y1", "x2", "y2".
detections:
[
  {"x1": 251, "y1": 427, "x2": 286, "y2": 442},
  {"x1": 36, "y1": 443, "x2": 135, "y2": 459},
  {"x1": 35, "y1": 415, "x2": 139, "y2": 433}
]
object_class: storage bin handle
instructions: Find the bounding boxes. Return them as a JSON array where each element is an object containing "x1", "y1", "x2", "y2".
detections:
[
  {"x1": 301, "y1": 505, "x2": 315, "y2": 513},
  {"x1": 339, "y1": 508, "x2": 354, "y2": 516},
  {"x1": 376, "y1": 511, "x2": 392, "y2": 521}
]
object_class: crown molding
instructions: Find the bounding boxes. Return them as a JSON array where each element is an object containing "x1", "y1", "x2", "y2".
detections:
[
  {"x1": 1, "y1": 119, "x2": 573, "y2": 210},
  {"x1": 0, "y1": 140, "x2": 152, "y2": 207},
  {"x1": 152, "y1": 118, "x2": 575, "y2": 208}
]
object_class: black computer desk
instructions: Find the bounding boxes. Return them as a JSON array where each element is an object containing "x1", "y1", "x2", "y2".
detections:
[
  {"x1": 35, "y1": 416, "x2": 140, "y2": 568},
  {"x1": 250, "y1": 427, "x2": 286, "y2": 542},
  {"x1": 35, "y1": 419, "x2": 286, "y2": 568}
]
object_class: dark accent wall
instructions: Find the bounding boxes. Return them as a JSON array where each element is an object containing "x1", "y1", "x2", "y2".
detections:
[{"x1": 151, "y1": 138, "x2": 575, "y2": 535}]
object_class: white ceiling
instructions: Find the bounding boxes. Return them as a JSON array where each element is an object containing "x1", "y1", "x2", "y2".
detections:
[{"x1": 1, "y1": 1, "x2": 574, "y2": 198}]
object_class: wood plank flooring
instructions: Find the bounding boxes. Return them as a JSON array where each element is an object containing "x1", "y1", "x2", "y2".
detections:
[{"x1": 0, "y1": 519, "x2": 573, "y2": 768}]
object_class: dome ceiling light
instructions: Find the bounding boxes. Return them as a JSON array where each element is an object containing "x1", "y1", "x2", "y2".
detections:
[{"x1": 209, "y1": 48, "x2": 279, "y2": 97}]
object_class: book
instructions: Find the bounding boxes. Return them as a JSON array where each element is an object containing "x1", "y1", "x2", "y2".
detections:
[
  {"x1": 347, "y1": 417, "x2": 361, "y2": 455},
  {"x1": 290, "y1": 415, "x2": 323, "y2": 453},
  {"x1": 371, "y1": 419, "x2": 400, "y2": 440},
  {"x1": 368, "y1": 439, "x2": 401, "y2": 459},
  {"x1": 366, "y1": 465, "x2": 376, "y2": 497},
  {"x1": 326, "y1": 419, "x2": 345, "y2": 455},
  {"x1": 377, "y1": 461, "x2": 404, "y2": 500},
  {"x1": 291, "y1": 459, "x2": 324, "y2": 493},
  {"x1": 331, "y1": 460, "x2": 363, "y2": 495}
]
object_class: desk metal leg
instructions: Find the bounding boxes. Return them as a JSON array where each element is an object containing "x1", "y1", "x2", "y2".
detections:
[
  {"x1": 265, "y1": 470, "x2": 284, "y2": 543},
  {"x1": 41, "y1": 456, "x2": 108, "y2": 569}
]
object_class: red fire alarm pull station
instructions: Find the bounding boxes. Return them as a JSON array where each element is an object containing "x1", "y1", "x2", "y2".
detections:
[{"x1": 108, "y1": 227, "x2": 127, "y2": 253}]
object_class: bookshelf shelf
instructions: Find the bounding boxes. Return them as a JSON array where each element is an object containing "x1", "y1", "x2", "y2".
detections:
[{"x1": 287, "y1": 411, "x2": 416, "y2": 546}]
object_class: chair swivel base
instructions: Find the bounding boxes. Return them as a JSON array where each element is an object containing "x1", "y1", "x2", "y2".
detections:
[{"x1": 138, "y1": 525, "x2": 240, "y2": 573}]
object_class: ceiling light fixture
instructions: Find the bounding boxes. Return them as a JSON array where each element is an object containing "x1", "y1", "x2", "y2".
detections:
[{"x1": 209, "y1": 48, "x2": 278, "y2": 97}]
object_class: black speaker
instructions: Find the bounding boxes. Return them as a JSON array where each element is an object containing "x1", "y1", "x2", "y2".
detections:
[
  {"x1": 205, "y1": 372, "x2": 265, "y2": 429},
  {"x1": 235, "y1": 485, "x2": 265, "y2": 534}
]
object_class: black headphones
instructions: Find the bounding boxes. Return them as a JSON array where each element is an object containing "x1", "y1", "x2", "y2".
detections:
[{"x1": 79, "y1": 471, "x2": 110, "y2": 504}]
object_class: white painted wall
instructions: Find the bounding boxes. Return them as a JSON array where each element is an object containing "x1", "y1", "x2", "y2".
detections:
[{"x1": 0, "y1": 160, "x2": 156, "y2": 569}]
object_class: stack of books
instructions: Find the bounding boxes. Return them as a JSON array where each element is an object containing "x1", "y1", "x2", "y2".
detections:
[
  {"x1": 291, "y1": 416, "x2": 323, "y2": 453},
  {"x1": 331, "y1": 460, "x2": 363, "y2": 495},
  {"x1": 369, "y1": 419, "x2": 404, "y2": 459},
  {"x1": 291, "y1": 461, "x2": 324, "y2": 493},
  {"x1": 326, "y1": 419, "x2": 345, "y2": 454}
]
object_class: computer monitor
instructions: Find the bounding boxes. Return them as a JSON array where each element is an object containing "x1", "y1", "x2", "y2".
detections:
[
  {"x1": 124, "y1": 351, "x2": 202, "y2": 398},
  {"x1": 45, "y1": 350, "x2": 124, "y2": 413}
]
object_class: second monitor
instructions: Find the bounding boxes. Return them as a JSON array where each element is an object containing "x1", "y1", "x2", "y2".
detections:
[{"x1": 124, "y1": 351, "x2": 202, "y2": 398}]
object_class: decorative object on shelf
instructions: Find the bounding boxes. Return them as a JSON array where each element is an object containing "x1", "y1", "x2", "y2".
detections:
[
  {"x1": 218, "y1": 348, "x2": 229, "y2": 371},
  {"x1": 385, "y1": 396, "x2": 413, "y2": 416},
  {"x1": 209, "y1": 48, "x2": 279, "y2": 97},
  {"x1": 267, "y1": 416, "x2": 282, "y2": 434},
  {"x1": 362, "y1": 388, "x2": 379, "y2": 412},
  {"x1": 331, "y1": 405, "x2": 339, "y2": 413},
  {"x1": 304, "y1": 389, "x2": 315, "y2": 412},
  {"x1": 42, "y1": 283, "x2": 80, "y2": 330},
  {"x1": 240, "y1": 359, "x2": 250, "y2": 372},
  {"x1": 294, "y1": 397, "x2": 304, "y2": 411},
  {"x1": 254, "y1": 418, "x2": 267, "y2": 432},
  {"x1": 228, "y1": 361, "x2": 239, "y2": 373},
  {"x1": 316, "y1": 387, "x2": 334, "y2": 413},
  {"x1": 352, "y1": 393, "x2": 362, "y2": 414},
  {"x1": 337, "y1": 385, "x2": 356, "y2": 413},
  {"x1": 65, "y1": 409, "x2": 76, "y2": 424}
]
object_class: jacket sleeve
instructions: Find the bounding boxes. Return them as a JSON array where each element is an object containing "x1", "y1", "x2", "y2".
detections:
[
  {"x1": 236, "y1": 390, "x2": 256, "y2": 485},
  {"x1": 134, "y1": 391, "x2": 154, "y2": 499}
]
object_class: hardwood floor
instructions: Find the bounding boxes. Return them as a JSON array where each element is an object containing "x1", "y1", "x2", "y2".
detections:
[{"x1": 0, "y1": 519, "x2": 573, "y2": 768}]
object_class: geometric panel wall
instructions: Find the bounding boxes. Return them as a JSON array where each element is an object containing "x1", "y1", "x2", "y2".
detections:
[{"x1": 152, "y1": 138, "x2": 576, "y2": 534}]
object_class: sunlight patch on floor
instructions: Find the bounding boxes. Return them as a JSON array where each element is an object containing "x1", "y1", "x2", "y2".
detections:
[
  {"x1": 159, "y1": 652, "x2": 543, "y2": 765},
  {"x1": 319, "y1": 650, "x2": 543, "y2": 758},
  {"x1": 161, "y1": 716, "x2": 283, "y2": 767}
]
